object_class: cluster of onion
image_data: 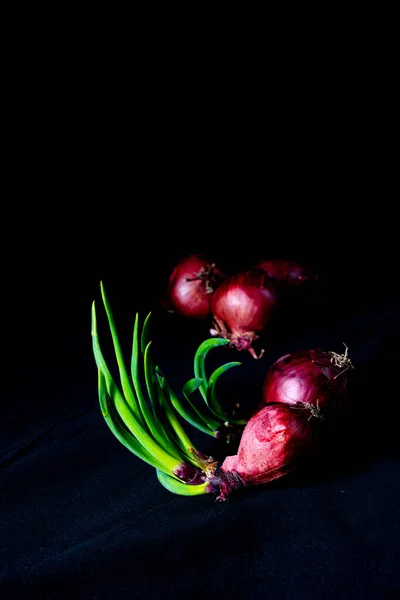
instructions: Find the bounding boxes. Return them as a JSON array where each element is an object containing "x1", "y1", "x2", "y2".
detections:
[
  {"x1": 215, "y1": 346, "x2": 353, "y2": 500},
  {"x1": 164, "y1": 254, "x2": 316, "y2": 358}
]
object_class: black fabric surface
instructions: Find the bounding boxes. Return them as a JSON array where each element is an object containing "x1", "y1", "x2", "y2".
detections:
[{"x1": 2, "y1": 208, "x2": 399, "y2": 599}]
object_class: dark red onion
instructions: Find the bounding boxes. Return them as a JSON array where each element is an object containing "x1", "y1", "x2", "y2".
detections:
[
  {"x1": 210, "y1": 404, "x2": 314, "y2": 500},
  {"x1": 210, "y1": 269, "x2": 279, "y2": 358},
  {"x1": 255, "y1": 258, "x2": 316, "y2": 291},
  {"x1": 261, "y1": 348, "x2": 353, "y2": 417},
  {"x1": 165, "y1": 254, "x2": 224, "y2": 319}
]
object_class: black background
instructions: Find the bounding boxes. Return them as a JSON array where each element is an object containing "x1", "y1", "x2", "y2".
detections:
[
  {"x1": 1, "y1": 35, "x2": 399, "y2": 597},
  {"x1": 2, "y1": 190, "x2": 399, "y2": 599}
]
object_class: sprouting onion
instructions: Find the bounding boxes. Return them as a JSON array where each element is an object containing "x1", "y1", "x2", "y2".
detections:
[
  {"x1": 92, "y1": 282, "x2": 353, "y2": 503},
  {"x1": 92, "y1": 282, "x2": 217, "y2": 496}
]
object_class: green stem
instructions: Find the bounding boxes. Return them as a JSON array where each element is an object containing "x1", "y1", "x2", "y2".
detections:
[
  {"x1": 182, "y1": 378, "x2": 222, "y2": 430},
  {"x1": 170, "y1": 391, "x2": 218, "y2": 437},
  {"x1": 194, "y1": 338, "x2": 230, "y2": 402},
  {"x1": 98, "y1": 369, "x2": 178, "y2": 475},
  {"x1": 100, "y1": 282, "x2": 142, "y2": 423},
  {"x1": 156, "y1": 470, "x2": 211, "y2": 496},
  {"x1": 157, "y1": 374, "x2": 204, "y2": 464},
  {"x1": 92, "y1": 302, "x2": 183, "y2": 474},
  {"x1": 143, "y1": 342, "x2": 185, "y2": 461},
  {"x1": 130, "y1": 313, "x2": 161, "y2": 438},
  {"x1": 206, "y1": 362, "x2": 246, "y2": 425},
  {"x1": 140, "y1": 312, "x2": 152, "y2": 354}
]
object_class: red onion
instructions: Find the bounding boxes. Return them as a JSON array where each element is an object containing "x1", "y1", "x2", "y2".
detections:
[
  {"x1": 165, "y1": 254, "x2": 224, "y2": 319},
  {"x1": 210, "y1": 269, "x2": 279, "y2": 358},
  {"x1": 255, "y1": 258, "x2": 316, "y2": 291},
  {"x1": 210, "y1": 404, "x2": 314, "y2": 500},
  {"x1": 261, "y1": 347, "x2": 353, "y2": 418}
]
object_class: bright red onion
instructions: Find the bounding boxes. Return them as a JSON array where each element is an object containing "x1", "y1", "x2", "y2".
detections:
[
  {"x1": 261, "y1": 347, "x2": 353, "y2": 417},
  {"x1": 255, "y1": 258, "x2": 316, "y2": 291},
  {"x1": 165, "y1": 254, "x2": 224, "y2": 319},
  {"x1": 210, "y1": 269, "x2": 279, "y2": 358},
  {"x1": 210, "y1": 404, "x2": 314, "y2": 500}
]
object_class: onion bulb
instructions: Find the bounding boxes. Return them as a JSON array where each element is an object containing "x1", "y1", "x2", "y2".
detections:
[
  {"x1": 261, "y1": 347, "x2": 353, "y2": 418},
  {"x1": 210, "y1": 269, "x2": 279, "y2": 358},
  {"x1": 255, "y1": 258, "x2": 316, "y2": 291},
  {"x1": 210, "y1": 404, "x2": 314, "y2": 501},
  {"x1": 165, "y1": 254, "x2": 224, "y2": 319}
]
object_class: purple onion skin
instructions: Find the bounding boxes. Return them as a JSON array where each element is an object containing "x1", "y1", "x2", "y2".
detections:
[
  {"x1": 166, "y1": 254, "x2": 224, "y2": 319},
  {"x1": 255, "y1": 259, "x2": 316, "y2": 291},
  {"x1": 261, "y1": 349, "x2": 349, "y2": 416},
  {"x1": 213, "y1": 404, "x2": 314, "y2": 500},
  {"x1": 210, "y1": 269, "x2": 279, "y2": 357},
  {"x1": 173, "y1": 463, "x2": 208, "y2": 485}
]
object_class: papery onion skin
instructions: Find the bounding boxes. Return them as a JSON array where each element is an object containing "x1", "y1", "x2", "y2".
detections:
[
  {"x1": 166, "y1": 254, "x2": 224, "y2": 319},
  {"x1": 210, "y1": 404, "x2": 314, "y2": 500},
  {"x1": 255, "y1": 259, "x2": 316, "y2": 291},
  {"x1": 261, "y1": 349, "x2": 350, "y2": 416},
  {"x1": 210, "y1": 269, "x2": 279, "y2": 358}
]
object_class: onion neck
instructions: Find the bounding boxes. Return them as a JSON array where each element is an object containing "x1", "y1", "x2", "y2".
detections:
[
  {"x1": 210, "y1": 319, "x2": 264, "y2": 359},
  {"x1": 186, "y1": 263, "x2": 220, "y2": 294},
  {"x1": 207, "y1": 468, "x2": 245, "y2": 502},
  {"x1": 188, "y1": 447, "x2": 219, "y2": 478}
]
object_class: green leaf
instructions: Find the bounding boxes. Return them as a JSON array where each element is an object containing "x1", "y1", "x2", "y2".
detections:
[
  {"x1": 156, "y1": 470, "x2": 210, "y2": 496},
  {"x1": 140, "y1": 312, "x2": 152, "y2": 354},
  {"x1": 170, "y1": 392, "x2": 218, "y2": 437},
  {"x1": 193, "y1": 338, "x2": 230, "y2": 401},
  {"x1": 130, "y1": 313, "x2": 160, "y2": 437},
  {"x1": 158, "y1": 376, "x2": 217, "y2": 449},
  {"x1": 206, "y1": 362, "x2": 246, "y2": 424},
  {"x1": 160, "y1": 373, "x2": 211, "y2": 435},
  {"x1": 143, "y1": 342, "x2": 187, "y2": 462},
  {"x1": 183, "y1": 377, "x2": 203, "y2": 397},
  {"x1": 98, "y1": 370, "x2": 176, "y2": 475},
  {"x1": 92, "y1": 301, "x2": 181, "y2": 474},
  {"x1": 182, "y1": 378, "x2": 222, "y2": 431},
  {"x1": 100, "y1": 282, "x2": 142, "y2": 422}
]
